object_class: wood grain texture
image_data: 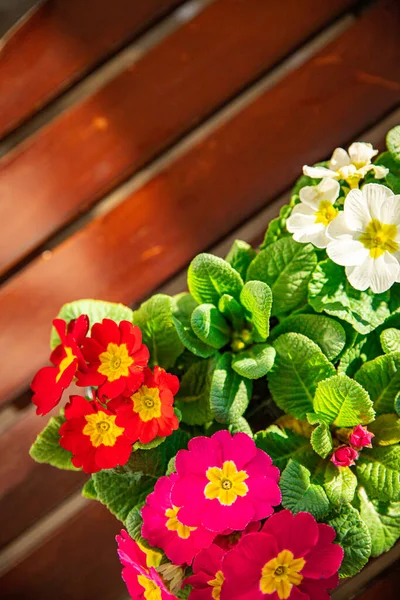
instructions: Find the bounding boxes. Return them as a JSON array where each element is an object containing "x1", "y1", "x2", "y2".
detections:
[
  {"x1": 0, "y1": 0, "x2": 399, "y2": 406},
  {"x1": 0, "y1": 502, "x2": 125, "y2": 600},
  {"x1": 0, "y1": 0, "x2": 358, "y2": 275},
  {"x1": 0, "y1": 0, "x2": 185, "y2": 138}
]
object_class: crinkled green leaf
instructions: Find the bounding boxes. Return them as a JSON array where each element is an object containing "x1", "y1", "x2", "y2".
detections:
[
  {"x1": 369, "y1": 414, "x2": 400, "y2": 446},
  {"x1": 313, "y1": 375, "x2": 375, "y2": 427},
  {"x1": 357, "y1": 487, "x2": 400, "y2": 557},
  {"x1": 324, "y1": 463, "x2": 357, "y2": 504},
  {"x1": 231, "y1": 343, "x2": 275, "y2": 379},
  {"x1": 173, "y1": 316, "x2": 216, "y2": 358},
  {"x1": 82, "y1": 478, "x2": 97, "y2": 499},
  {"x1": 254, "y1": 426, "x2": 316, "y2": 472},
  {"x1": 272, "y1": 314, "x2": 346, "y2": 362},
  {"x1": 132, "y1": 294, "x2": 183, "y2": 369},
  {"x1": 338, "y1": 331, "x2": 381, "y2": 378},
  {"x1": 310, "y1": 422, "x2": 332, "y2": 459},
  {"x1": 356, "y1": 445, "x2": 400, "y2": 502},
  {"x1": 92, "y1": 430, "x2": 189, "y2": 521},
  {"x1": 210, "y1": 352, "x2": 251, "y2": 423},
  {"x1": 268, "y1": 333, "x2": 335, "y2": 420},
  {"x1": 327, "y1": 503, "x2": 371, "y2": 578},
  {"x1": 247, "y1": 238, "x2": 317, "y2": 316},
  {"x1": 228, "y1": 416, "x2": 253, "y2": 437},
  {"x1": 240, "y1": 280, "x2": 272, "y2": 342},
  {"x1": 380, "y1": 328, "x2": 400, "y2": 354},
  {"x1": 29, "y1": 416, "x2": 78, "y2": 471},
  {"x1": 395, "y1": 392, "x2": 400, "y2": 416},
  {"x1": 133, "y1": 437, "x2": 166, "y2": 451},
  {"x1": 354, "y1": 352, "x2": 400, "y2": 415},
  {"x1": 191, "y1": 304, "x2": 231, "y2": 349},
  {"x1": 260, "y1": 204, "x2": 293, "y2": 249},
  {"x1": 280, "y1": 460, "x2": 330, "y2": 519},
  {"x1": 225, "y1": 240, "x2": 256, "y2": 280},
  {"x1": 51, "y1": 299, "x2": 133, "y2": 349},
  {"x1": 188, "y1": 254, "x2": 243, "y2": 305},
  {"x1": 374, "y1": 152, "x2": 400, "y2": 194},
  {"x1": 218, "y1": 294, "x2": 245, "y2": 329},
  {"x1": 308, "y1": 260, "x2": 391, "y2": 335},
  {"x1": 176, "y1": 358, "x2": 215, "y2": 425},
  {"x1": 387, "y1": 125, "x2": 400, "y2": 163}
]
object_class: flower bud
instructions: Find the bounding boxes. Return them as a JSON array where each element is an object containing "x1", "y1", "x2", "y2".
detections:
[
  {"x1": 349, "y1": 425, "x2": 374, "y2": 450},
  {"x1": 331, "y1": 445, "x2": 359, "y2": 467}
]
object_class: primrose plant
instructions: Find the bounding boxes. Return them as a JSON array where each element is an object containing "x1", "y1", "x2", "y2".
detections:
[{"x1": 30, "y1": 126, "x2": 400, "y2": 600}]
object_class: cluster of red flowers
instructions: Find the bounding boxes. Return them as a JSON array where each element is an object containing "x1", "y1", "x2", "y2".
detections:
[
  {"x1": 116, "y1": 431, "x2": 344, "y2": 600},
  {"x1": 331, "y1": 424, "x2": 374, "y2": 468},
  {"x1": 31, "y1": 316, "x2": 180, "y2": 472}
]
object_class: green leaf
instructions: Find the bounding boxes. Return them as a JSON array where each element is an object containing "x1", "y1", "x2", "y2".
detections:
[
  {"x1": 357, "y1": 487, "x2": 400, "y2": 557},
  {"x1": 247, "y1": 237, "x2": 317, "y2": 316},
  {"x1": 387, "y1": 125, "x2": 400, "y2": 163},
  {"x1": 225, "y1": 240, "x2": 256, "y2": 280},
  {"x1": 133, "y1": 437, "x2": 166, "y2": 451},
  {"x1": 191, "y1": 304, "x2": 231, "y2": 349},
  {"x1": 82, "y1": 478, "x2": 97, "y2": 500},
  {"x1": 176, "y1": 358, "x2": 215, "y2": 425},
  {"x1": 374, "y1": 152, "x2": 400, "y2": 194},
  {"x1": 271, "y1": 314, "x2": 346, "y2": 362},
  {"x1": 356, "y1": 445, "x2": 400, "y2": 502},
  {"x1": 172, "y1": 293, "x2": 217, "y2": 357},
  {"x1": 231, "y1": 343, "x2": 275, "y2": 379},
  {"x1": 338, "y1": 331, "x2": 381, "y2": 378},
  {"x1": 254, "y1": 426, "x2": 315, "y2": 472},
  {"x1": 395, "y1": 392, "x2": 400, "y2": 417},
  {"x1": 218, "y1": 294, "x2": 245, "y2": 329},
  {"x1": 228, "y1": 416, "x2": 253, "y2": 437},
  {"x1": 29, "y1": 416, "x2": 78, "y2": 470},
  {"x1": 280, "y1": 460, "x2": 330, "y2": 519},
  {"x1": 132, "y1": 294, "x2": 183, "y2": 369},
  {"x1": 210, "y1": 353, "x2": 251, "y2": 423},
  {"x1": 310, "y1": 422, "x2": 332, "y2": 459},
  {"x1": 308, "y1": 260, "x2": 391, "y2": 335},
  {"x1": 324, "y1": 463, "x2": 357, "y2": 504},
  {"x1": 188, "y1": 254, "x2": 243, "y2": 305},
  {"x1": 51, "y1": 299, "x2": 133, "y2": 348},
  {"x1": 260, "y1": 204, "x2": 293, "y2": 249},
  {"x1": 369, "y1": 414, "x2": 400, "y2": 446},
  {"x1": 268, "y1": 333, "x2": 335, "y2": 420},
  {"x1": 380, "y1": 328, "x2": 400, "y2": 354},
  {"x1": 93, "y1": 430, "x2": 189, "y2": 521},
  {"x1": 240, "y1": 281, "x2": 272, "y2": 342},
  {"x1": 313, "y1": 375, "x2": 375, "y2": 427},
  {"x1": 354, "y1": 352, "x2": 400, "y2": 415},
  {"x1": 327, "y1": 504, "x2": 371, "y2": 578}
]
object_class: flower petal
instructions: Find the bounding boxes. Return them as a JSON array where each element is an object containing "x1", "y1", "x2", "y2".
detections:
[
  {"x1": 326, "y1": 239, "x2": 368, "y2": 267},
  {"x1": 361, "y1": 183, "x2": 394, "y2": 221},
  {"x1": 368, "y1": 253, "x2": 400, "y2": 294},
  {"x1": 326, "y1": 211, "x2": 353, "y2": 239},
  {"x1": 317, "y1": 177, "x2": 340, "y2": 203},
  {"x1": 329, "y1": 147, "x2": 350, "y2": 170},
  {"x1": 299, "y1": 186, "x2": 320, "y2": 209},
  {"x1": 344, "y1": 188, "x2": 372, "y2": 231},
  {"x1": 303, "y1": 165, "x2": 337, "y2": 179},
  {"x1": 379, "y1": 194, "x2": 400, "y2": 225},
  {"x1": 348, "y1": 142, "x2": 377, "y2": 166}
]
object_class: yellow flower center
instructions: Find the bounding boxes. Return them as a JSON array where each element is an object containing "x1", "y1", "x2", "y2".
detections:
[
  {"x1": 205, "y1": 460, "x2": 248, "y2": 506},
  {"x1": 131, "y1": 386, "x2": 162, "y2": 421},
  {"x1": 314, "y1": 200, "x2": 338, "y2": 227},
  {"x1": 82, "y1": 411, "x2": 125, "y2": 447},
  {"x1": 359, "y1": 219, "x2": 398, "y2": 259},
  {"x1": 260, "y1": 549, "x2": 305, "y2": 600},
  {"x1": 56, "y1": 346, "x2": 76, "y2": 383},
  {"x1": 137, "y1": 575, "x2": 162, "y2": 600},
  {"x1": 165, "y1": 505, "x2": 197, "y2": 539},
  {"x1": 208, "y1": 570, "x2": 225, "y2": 600},
  {"x1": 98, "y1": 342, "x2": 133, "y2": 381}
]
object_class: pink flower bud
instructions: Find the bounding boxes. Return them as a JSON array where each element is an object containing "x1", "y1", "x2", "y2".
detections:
[
  {"x1": 349, "y1": 425, "x2": 374, "y2": 450},
  {"x1": 331, "y1": 445, "x2": 359, "y2": 467}
]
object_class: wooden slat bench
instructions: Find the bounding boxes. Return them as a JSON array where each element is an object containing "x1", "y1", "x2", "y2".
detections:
[{"x1": 0, "y1": 0, "x2": 399, "y2": 598}]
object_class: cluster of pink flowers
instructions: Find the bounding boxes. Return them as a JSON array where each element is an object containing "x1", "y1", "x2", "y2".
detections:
[
  {"x1": 117, "y1": 431, "x2": 343, "y2": 599},
  {"x1": 331, "y1": 425, "x2": 374, "y2": 467}
]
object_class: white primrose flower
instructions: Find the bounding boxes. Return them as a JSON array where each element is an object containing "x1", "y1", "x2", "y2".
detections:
[
  {"x1": 326, "y1": 183, "x2": 400, "y2": 294},
  {"x1": 286, "y1": 178, "x2": 340, "y2": 248},
  {"x1": 303, "y1": 142, "x2": 388, "y2": 189}
]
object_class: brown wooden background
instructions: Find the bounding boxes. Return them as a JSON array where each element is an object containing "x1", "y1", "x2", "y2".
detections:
[{"x1": 0, "y1": 1, "x2": 399, "y2": 598}]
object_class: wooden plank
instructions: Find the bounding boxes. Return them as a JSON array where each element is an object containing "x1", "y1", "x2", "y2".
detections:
[
  {"x1": 0, "y1": 502, "x2": 126, "y2": 600},
  {"x1": 0, "y1": 0, "x2": 359, "y2": 275},
  {"x1": 0, "y1": 0, "x2": 399, "y2": 407},
  {"x1": 0, "y1": 0, "x2": 186, "y2": 138},
  {"x1": 355, "y1": 562, "x2": 399, "y2": 600}
]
